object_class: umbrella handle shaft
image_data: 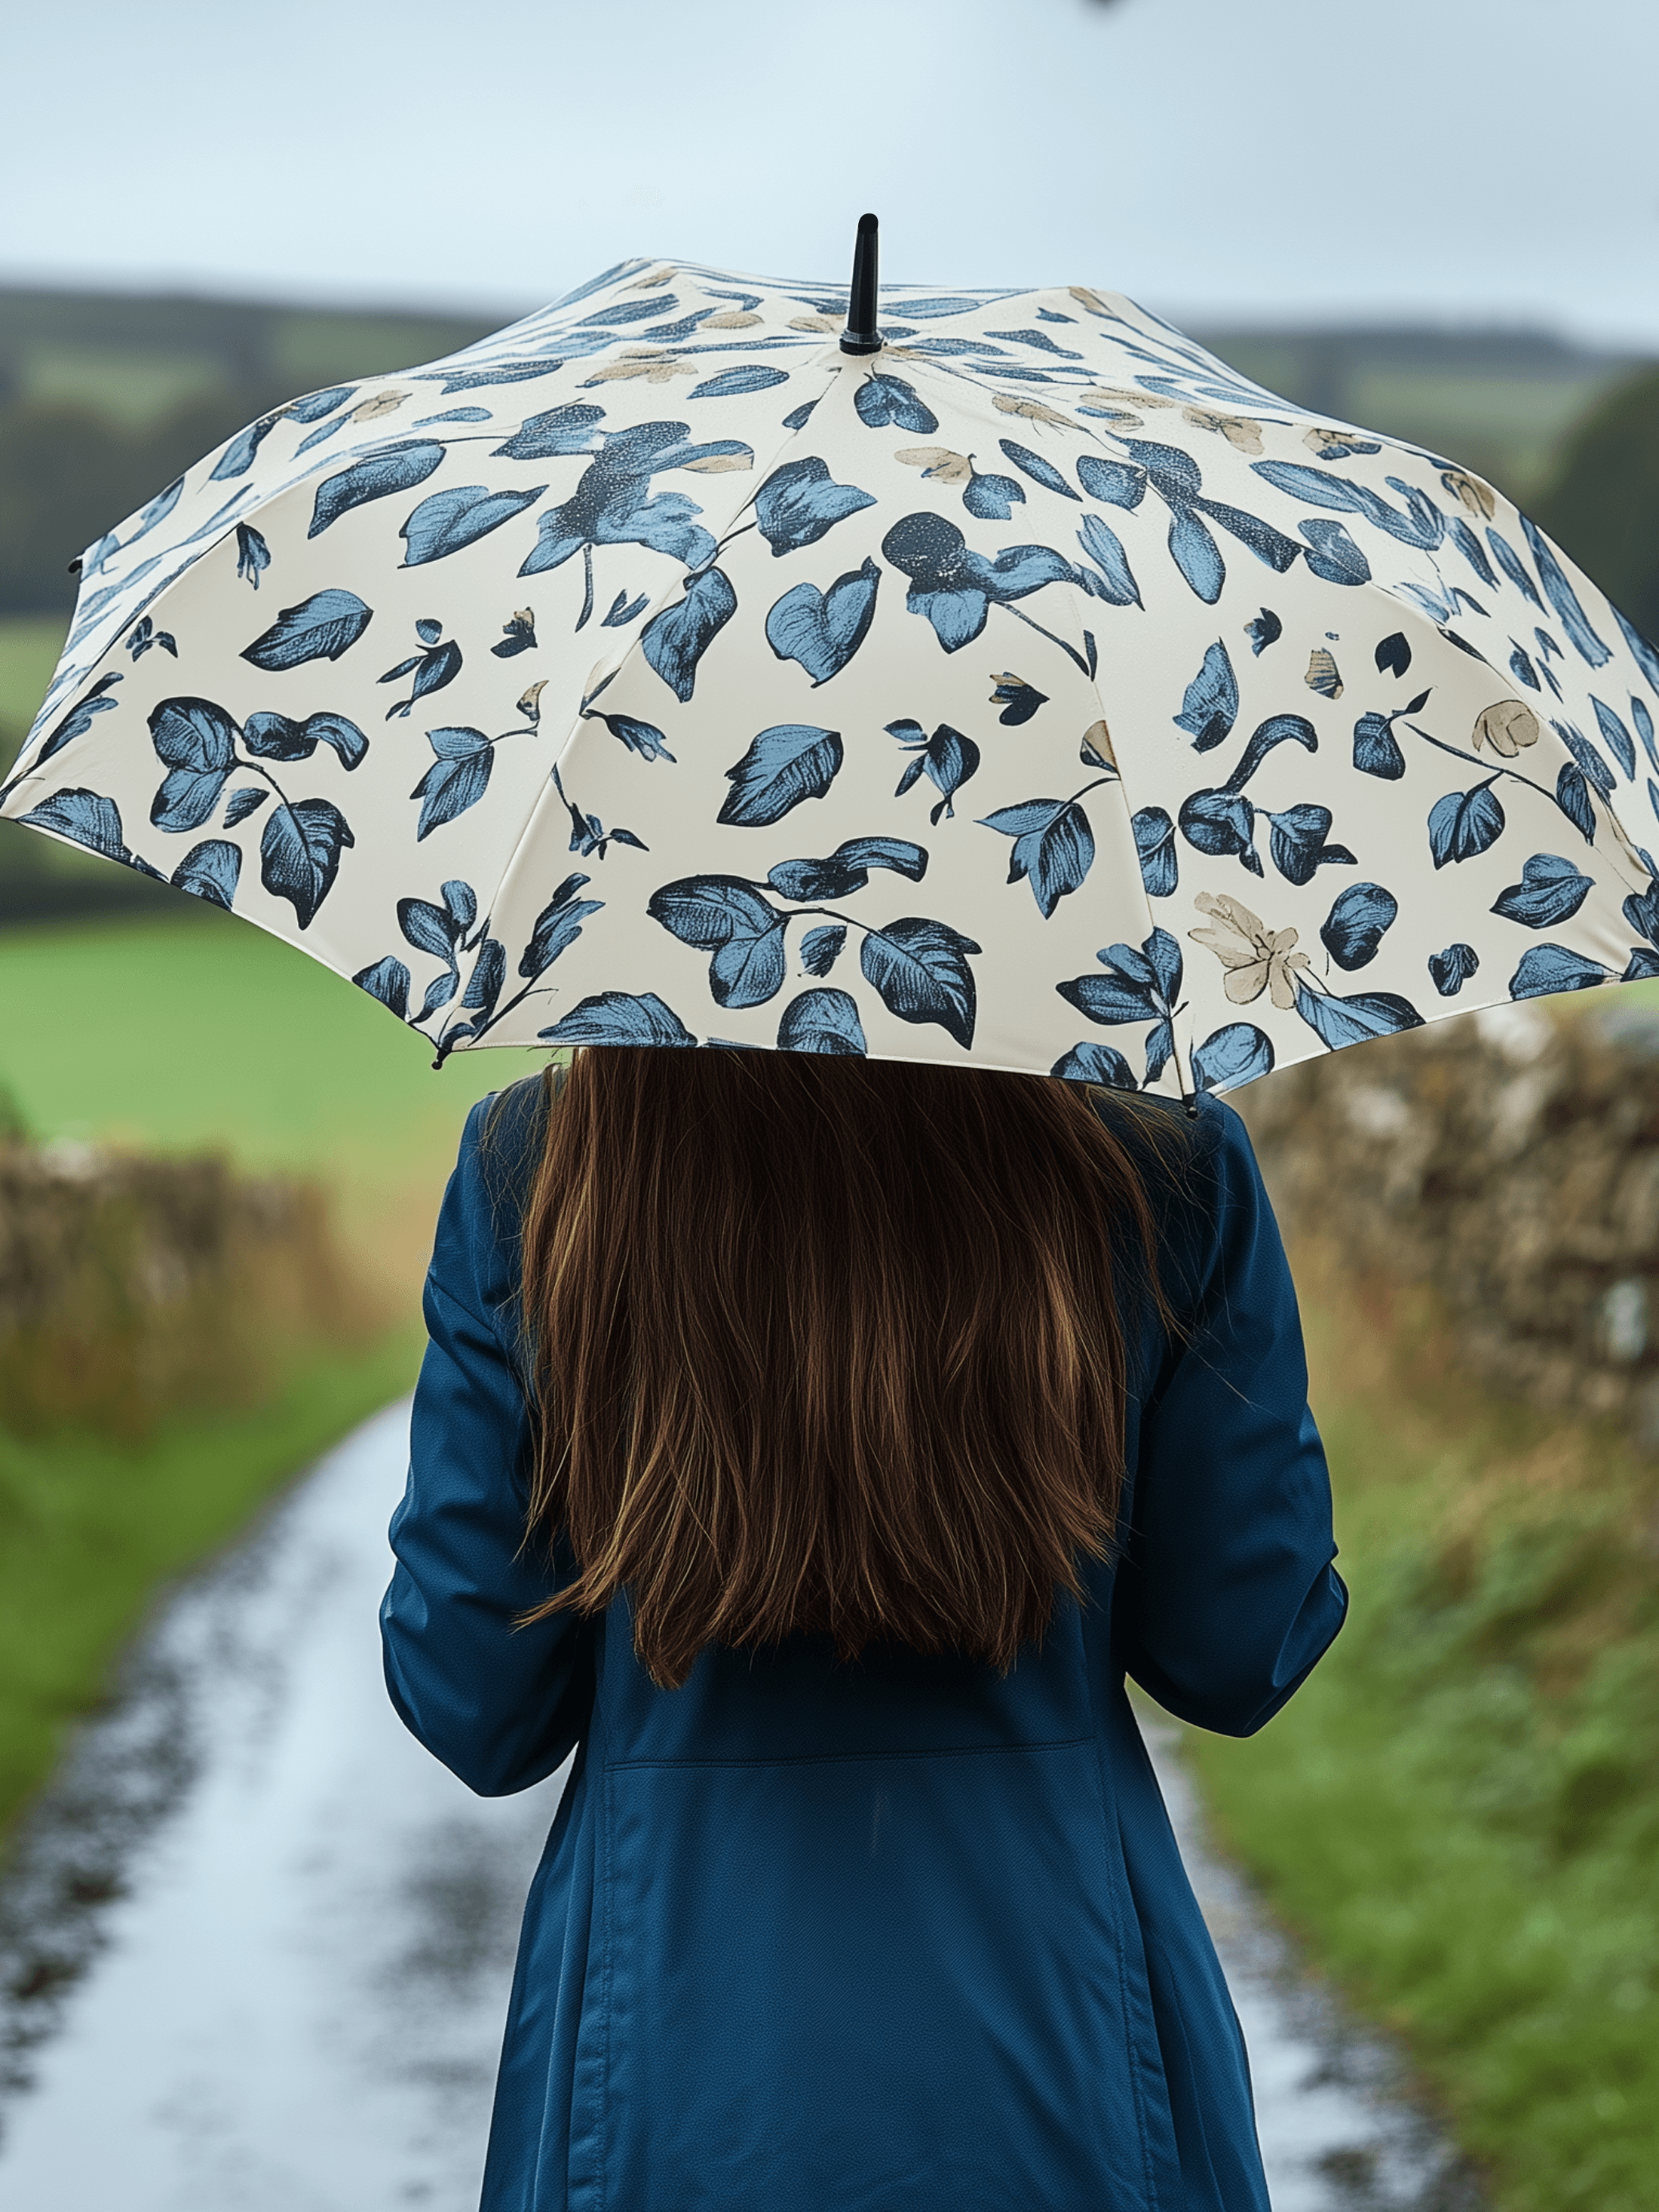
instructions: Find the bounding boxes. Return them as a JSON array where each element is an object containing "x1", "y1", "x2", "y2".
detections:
[{"x1": 840, "y1": 213, "x2": 882, "y2": 356}]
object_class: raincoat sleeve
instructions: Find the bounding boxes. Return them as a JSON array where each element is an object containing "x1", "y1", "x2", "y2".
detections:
[
  {"x1": 381, "y1": 1079, "x2": 598, "y2": 1796},
  {"x1": 1115, "y1": 1094, "x2": 1348, "y2": 1738}
]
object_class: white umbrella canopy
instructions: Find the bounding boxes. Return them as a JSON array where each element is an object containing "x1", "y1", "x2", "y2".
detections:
[{"x1": 5, "y1": 223, "x2": 1658, "y2": 1094}]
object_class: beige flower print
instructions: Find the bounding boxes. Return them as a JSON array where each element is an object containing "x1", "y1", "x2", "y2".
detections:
[
  {"x1": 1189, "y1": 892, "x2": 1311, "y2": 1009},
  {"x1": 1182, "y1": 406, "x2": 1264, "y2": 456},
  {"x1": 1472, "y1": 700, "x2": 1541, "y2": 756},
  {"x1": 1440, "y1": 468, "x2": 1497, "y2": 521}
]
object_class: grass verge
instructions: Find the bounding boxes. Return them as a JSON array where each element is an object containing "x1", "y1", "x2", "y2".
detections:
[
  {"x1": 1185, "y1": 1247, "x2": 1659, "y2": 2212},
  {"x1": 0, "y1": 1321, "x2": 422, "y2": 1845}
]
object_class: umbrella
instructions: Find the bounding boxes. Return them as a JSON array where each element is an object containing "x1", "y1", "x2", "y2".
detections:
[{"x1": 5, "y1": 216, "x2": 1658, "y2": 1097}]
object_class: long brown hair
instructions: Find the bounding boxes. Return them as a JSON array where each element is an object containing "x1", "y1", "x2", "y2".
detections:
[{"x1": 515, "y1": 1048, "x2": 1173, "y2": 1686}]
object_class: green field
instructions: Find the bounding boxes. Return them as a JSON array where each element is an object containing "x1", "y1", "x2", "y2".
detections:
[
  {"x1": 1190, "y1": 1255, "x2": 1659, "y2": 2212},
  {"x1": 0, "y1": 883, "x2": 548, "y2": 1840}
]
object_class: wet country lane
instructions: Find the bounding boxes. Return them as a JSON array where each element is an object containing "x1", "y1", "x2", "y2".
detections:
[{"x1": 0, "y1": 1405, "x2": 1480, "y2": 2211}]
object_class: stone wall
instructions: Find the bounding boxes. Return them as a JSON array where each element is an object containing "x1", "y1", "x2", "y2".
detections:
[
  {"x1": 0, "y1": 1137, "x2": 367, "y2": 1434},
  {"x1": 1235, "y1": 1000, "x2": 1659, "y2": 1447}
]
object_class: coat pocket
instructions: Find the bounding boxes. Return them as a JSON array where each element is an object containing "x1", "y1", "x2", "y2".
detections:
[{"x1": 584, "y1": 1741, "x2": 1155, "y2": 2212}]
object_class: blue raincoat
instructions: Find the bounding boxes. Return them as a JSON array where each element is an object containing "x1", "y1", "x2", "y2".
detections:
[{"x1": 382, "y1": 1076, "x2": 1346, "y2": 2211}]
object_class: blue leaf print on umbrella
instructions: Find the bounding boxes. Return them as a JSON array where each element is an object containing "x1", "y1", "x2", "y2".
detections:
[
  {"x1": 963, "y1": 468, "x2": 1026, "y2": 522},
  {"x1": 880, "y1": 514, "x2": 1086, "y2": 662},
  {"x1": 647, "y1": 876, "x2": 789, "y2": 1009},
  {"x1": 1553, "y1": 719, "x2": 1615, "y2": 799},
  {"x1": 493, "y1": 609, "x2": 538, "y2": 658},
  {"x1": 1633, "y1": 697, "x2": 1658, "y2": 772},
  {"x1": 171, "y1": 839, "x2": 241, "y2": 909},
  {"x1": 1320, "y1": 882, "x2": 1397, "y2": 970},
  {"x1": 379, "y1": 624, "x2": 462, "y2": 716},
  {"x1": 1592, "y1": 698, "x2": 1637, "y2": 780},
  {"x1": 765, "y1": 838, "x2": 927, "y2": 901},
  {"x1": 859, "y1": 917, "x2": 980, "y2": 1049},
  {"x1": 1489, "y1": 852, "x2": 1594, "y2": 928},
  {"x1": 753, "y1": 458, "x2": 876, "y2": 556},
  {"x1": 402, "y1": 484, "x2": 544, "y2": 567},
  {"x1": 521, "y1": 874, "x2": 604, "y2": 978},
  {"x1": 1611, "y1": 606, "x2": 1659, "y2": 695},
  {"x1": 799, "y1": 925, "x2": 845, "y2": 977},
  {"x1": 989, "y1": 673, "x2": 1047, "y2": 726},
  {"x1": 1481, "y1": 528, "x2": 1542, "y2": 609},
  {"x1": 641, "y1": 567, "x2": 737, "y2": 701},
  {"x1": 998, "y1": 440, "x2": 1080, "y2": 501},
  {"x1": 1508, "y1": 943, "x2": 1608, "y2": 1000},
  {"x1": 517, "y1": 420, "x2": 753, "y2": 586},
  {"x1": 1133, "y1": 807, "x2": 1177, "y2": 898},
  {"x1": 354, "y1": 955, "x2": 411, "y2": 1019},
  {"x1": 1177, "y1": 713, "x2": 1318, "y2": 878},
  {"x1": 1520, "y1": 516, "x2": 1610, "y2": 667},
  {"x1": 222, "y1": 787, "x2": 267, "y2": 827},
  {"x1": 1556, "y1": 764, "x2": 1596, "y2": 845},
  {"x1": 18, "y1": 787, "x2": 133, "y2": 862},
  {"x1": 492, "y1": 404, "x2": 608, "y2": 460},
  {"x1": 538, "y1": 992, "x2": 697, "y2": 1048},
  {"x1": 854, "y1": 374, "x2": 938, "y2": 433},
  {"x1": 1076, "y1": 456, "x2": 1145, "y2": 511},
  {"x1": 1250, "y1": 461, "x2": 1445, "y2": 551},
  {"x1": 1427, "y1": 783, "x2": 1505, "y2": 868},
  {"x1": 1447, "y1": 520, "x2": 1498, "y2": 589},
  {"x1": 1075, "y1": 514, "x2": 1141, "y2": 608},
  {"x1": 690, "y1": 366, "x2": 790, "y2": 400},
  {"x1": 1056, "y1": 930, "x2": 1182, "y2": 1086},
  {"x1": 1174, "y1": 642, "x2": 1238, "y2": 752},
  {"x1": 308, "y1": 443, "x2": 445, "y2": 537},
  {"x1": 765, "y1": 560, "x2": 881, "y2": 686},
  {"x1": 287, "y1": 385, "x2": 354, "y2": 426},
  {"x1": 24, "y1": 673, "x2": 121, "y2": 777},
  {"x1": 1268, "y1": 804, "x2": 1356, "y2": 887},
  {"x1": 777, "y1": 988, "x2": 866, "y2": 1055},
  {"x1": 1351, "y1": 687, "x2": 1430, "y2": 781},
  {"x1": 1050, "y1": 1042, "x2": 1137, "y2": 1089},
  {"x1": 241, "y1": 590, "x2": 373, "y2": 670},
  {"x1": 554, "y1": 765, "x2": 647, "y2": 861},
  {"x1": 1294, "y1": 983, "x2": 1423, "y2": 1048},
  {"x1": 1117, "y1": 439, "x2": 1302, "y2": 605},
  {"x1": 978, "y1": 782, "x2": 1110, "y2": 919},
  {"x1": 147, "y1": 697, "x2": 237, "y2": 832},
  {"x1": 886, "y1": 719, "x2": 980, "y2": 824},
  {"x1": 1298, "y1": 520, "x2": 1371, "y2": 586},
  {"x1": 411, "y1": 726, "x2": 493, "y2": 839},
  {"x1": 602, "y1": 589, "x2": 650, "y2": 628},
  {"x1": 718, "y1": 725, "x2": 843, "y2": 827},
  {"x1": 1192, "y1": 1023, "x2": 1274, "y2": 1094},
  {"x1": 1375, "y1": 631, "x2": 1412, "y2": 680},
  {"x1": 235, "y1": 525, "x2": 270, "y2": 588},
  {"x1": 583, "y1": 707, "x2": 676, "y2": 762},
  {"x1": 241, "y1": 710, "x2": 367, "y2": 769},
  {"x1": 212, "y1": 419, "x2": 283, "y2": 482},
  {"x1": 259, "y1": 798, "x2": 353, "y2": 930},
  {"x1": 1428, "y1": 943, "x2": 1480, "y2": 997}
]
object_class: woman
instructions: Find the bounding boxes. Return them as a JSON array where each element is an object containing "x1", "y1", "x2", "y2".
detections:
[{"x1": 382, "y1": 1048, "x2": 1346, "y2": 2212}]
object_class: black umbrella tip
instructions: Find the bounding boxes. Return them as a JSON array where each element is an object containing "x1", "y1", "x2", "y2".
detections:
[{"x1": 840, "y1": 213, "x2": 882, "y2": 356}]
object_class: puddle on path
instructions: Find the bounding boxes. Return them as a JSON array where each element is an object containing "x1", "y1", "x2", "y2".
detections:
[{"x1": 0, "y1": 1405, "x2": 1480, "y2": 2210}]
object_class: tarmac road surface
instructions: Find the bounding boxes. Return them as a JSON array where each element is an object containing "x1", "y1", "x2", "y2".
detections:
[{"x1": 0, "y1": 1403, "x2": 1479, "y2": 2210}]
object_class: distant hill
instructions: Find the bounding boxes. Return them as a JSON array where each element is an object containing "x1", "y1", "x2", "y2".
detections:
[{"x1": 0, "y1": 288, "x2": 504, "y2": 620}]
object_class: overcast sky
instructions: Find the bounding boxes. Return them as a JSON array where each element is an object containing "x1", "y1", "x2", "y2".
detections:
[{"x1": 3, "y1": 0, "x2": 1654, "y2": 348}]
